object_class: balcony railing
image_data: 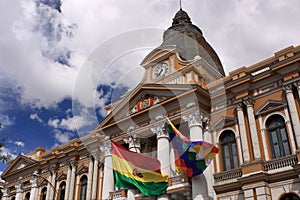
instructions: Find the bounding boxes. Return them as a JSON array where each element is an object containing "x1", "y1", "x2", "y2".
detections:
[
  {"x1": 168, "y1": 174, "x2": 189, "y2": 186},
  {"x1": 109, "y1": 189, "x2": 127, "y2": 200},
  {"x1": 264, "y1": 155, "x2": 298, "y2": 171},
  {"x1": 213, "y1": 168, "x2": 242, "y2": 182}
]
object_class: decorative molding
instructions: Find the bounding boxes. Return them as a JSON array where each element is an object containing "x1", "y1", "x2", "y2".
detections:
[
  {"x1": 255, "y1": 100, "x2": 287, "y2": 115},
  {"x1": 283, "y1": 84, "x2": 293, "y2": 94},
  {"x1": 243, "y1": 97, "x2": 254, "y2": 107},
  {"x1": 151, "y1": 123, "x2": 168, "y2": 139},
  {"x1": 99, "y1": 141, "x2": 112, "y2": 157},
  {"x1": 76, "y1": 165, "x2": 88, "y2": 175},
  {"x1": 129, "y1": 94, "x2": 167, "y2": 115},
  {"x1": 56, "y1": 172, "x2": 67, "y2": 181},
  {"x1": 183, "y1": 111, "x2": 204, "y2": 128}
]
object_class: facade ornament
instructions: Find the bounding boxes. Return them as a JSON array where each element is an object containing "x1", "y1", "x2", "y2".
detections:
[
  {"x1": 151, "y1": 121, "x2": 168, "y2": 139},
  {"x1": 183, "y1": 111, "x2": 204, "y2": 129},
  {"x1": 243, "y1": 97, "x2": 254, "y2": 107},
  {"x1": 124, "y1": 136, "x2": 141, "y2": 150},
  {"x1": 99, "y1": 140, "x2": 112, "y2": 157},
  {"x1": 15, "y1": 183, "x2": 23, "y2": 193},
  {"x1": 30, "y1": 178, "x2": 38, "y2": 188},
  {"x1": 235, "y1": 102, "x2": 244, "y2": 111},
  {"x1": 283, "y1": 84, "x2": 293, "y2": 94}
]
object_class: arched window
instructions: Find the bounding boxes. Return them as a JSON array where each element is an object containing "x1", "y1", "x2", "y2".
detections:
[
  {"x1": 267, "y1": 115, "x2": 291, "y2": 159},
  {"x1": 25, "y1": 192, "x2": 30, "y2": 200},
  {"x1": 58, "y1": 182, "x2": 66, "y2": 200},
  {"x1": 79, "y1": 175, "x2": 88, "y2": 200},
  {"x1": 280, "y1": 193, "x2": 300, "y2": 200},
  {"x1": 220, "y1": 130, "x2": 238, "y2": 171},
  {"x1": 40, "y1": 187, "x2": 47, "y2": 200},
  {"x1": 11, "y1": 197, "x2": 15, "y2": 200}
]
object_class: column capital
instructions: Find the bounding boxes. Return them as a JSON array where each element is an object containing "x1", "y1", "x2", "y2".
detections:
[
  {"x1": 283, "y1": 84, "x2": 293, "y2": 94},
  {"x1": 100, "y1": 141, "x2": 112, "y2": 157},
  {"x1": 235, "y1": 102, "x2": 244, "y2": 111},
  {"x1": 30, "y1": 178, "x2": 38, "y2": 188},
  {"x1": 183, "y1": 111, "x2": 204, "y2": 128},
  {"x1": 2, "y1": 188, "x2": 8, "y2": 197},
  {"x1": 294, "y1": 81, "x2": 300, "y2": 87},
  {"x1": 124, "y1": 136, "x2": 141, "y2": 150},
  {"x1": 243, "y1": 97, "x2": 254, "y2": 107},
  {"x1": 15, "y1": 183, "x2": 23, "y2": 193},
  {"x1": 151, "y1": 123, "x2": 168, "y2": 139}
]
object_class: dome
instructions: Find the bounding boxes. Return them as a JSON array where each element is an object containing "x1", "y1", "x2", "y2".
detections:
[{"x1": 161, "y1": 9, "x2": 225, "y2": 77}]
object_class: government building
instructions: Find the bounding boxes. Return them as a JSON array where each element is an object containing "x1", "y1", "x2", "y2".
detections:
[{"x1": 1, "y1": 8, "x2": 300, "y2": 200}]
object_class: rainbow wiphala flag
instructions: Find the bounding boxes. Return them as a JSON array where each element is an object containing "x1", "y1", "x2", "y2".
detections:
[{"x1": 167, "y1": 118, "x2": 219, "y2": 177}]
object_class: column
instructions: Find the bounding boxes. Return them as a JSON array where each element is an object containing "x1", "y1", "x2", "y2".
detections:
[
  {"x1": 236, "y1": 103, "x2": 250, "y2": 162},
  {"x1": 91, "y1": 158, "x2": 99, "y2": 200},
  {"x1": 64, "y1": 164, "x2": 72, "y2": 200},
  {"x1": 29, "y1": 176, "x2": 38, "y2": 200},
  {"x1": 213, "y1": 130, "x2": 220, "y2": 173},
  {"x1": 294, "y1": 81, "x2": 300, "y2": 99},
  {"x1": 183, "y1": 111, "x2": 209, "y2": 200},
  {"x1": 101, "y1": 141, "x2": 114, "y2": 200},
  {"x1": 45, "y1": 173, "x2": 52, "y2": 200},
  {"x1": 2, "y1": 188, "x2": 8, "y2": 200},
  {"x1": 49, "y1": 169, "x2": 57, "y2": 200},
  {"x1": 183, "y1": 111, "x2": 203, "y2": 141},
  {"x1": 235, "y1": 124, "x2": 244, "y2": 164},
  {"x1": 124, "y1": 135, "x2": 141, "y2": 200},
  {"x1": 284, "y1": 107, "x2": 297, "y2": 154},
  {"x1": 258, "y1": 116, "x2": 269, "y2": 160},
  {"x1": 68, "y1": 162, "x2": 77, "y2": 200},
  {"x1": 151, "y1": 117, "x2": 170, "y2": 200},
  {"x1": 150, "y1": 120, "x2": 170, "y2": 176},
  {"x1": 86, "y1": 156, "x2": 94, "y2": 200},
  {"x1": 15, "y1": 183, "x2": 22, "y2": 200},
  {"x1": 244, "y1": 98, "x2": 261, "y2": 160},
  {"x1": 284, "y1": 84, "x2": 300, "y2": 148}
]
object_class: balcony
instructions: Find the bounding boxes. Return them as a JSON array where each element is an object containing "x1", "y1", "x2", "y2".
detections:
[
  {"x1": 109, "y1": 189, "x2": 127, "y2": 200},
  {"x1": 213, "y1": 168, "x2": 242, "y2": 183},
  {"x1": 264, "y1": 155, "x2": 298, "y2": 172},
  {"x1": 167, "y1": 174, "x2": 191, "y2": 195}
]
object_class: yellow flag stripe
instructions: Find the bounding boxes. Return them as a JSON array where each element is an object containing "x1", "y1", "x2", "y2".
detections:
[{"x1": 112, "y1": 154, "x2": 168, "y2": 183}]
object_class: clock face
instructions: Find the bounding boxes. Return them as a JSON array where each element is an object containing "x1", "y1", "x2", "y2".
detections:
[{"x1": 153, "y1": 62, "x2": 169, "y2": 78}]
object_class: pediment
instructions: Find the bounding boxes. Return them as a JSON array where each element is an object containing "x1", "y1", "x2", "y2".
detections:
[
  {"x1": 1, "y1": 155, "x2": 37, "y2": 177},
  {"x1": 211, "y1": 116, "x2": 237, "y2": 131},
  {"x1": 56, "y1": 172, "x2": 67, "y2": 181},
  {"x1": 99, "y1": 84, "x2": 196, "y2": 130},
  {"x1": 76, "y1": 164, "x2": 88, "y2": 175},
  {"x1": 255, "y1": 100, "x2": 286, "y2": 115},
  {"x1": 140, "y1": 45, "x2": 176, "y2": 67}
]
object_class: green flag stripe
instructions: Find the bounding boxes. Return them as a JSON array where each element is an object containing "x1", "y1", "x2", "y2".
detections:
[{"x1": 113, "y1": 170, "x2": 168, "y2": 197}]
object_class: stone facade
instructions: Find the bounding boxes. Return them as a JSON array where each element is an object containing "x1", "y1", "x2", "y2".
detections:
[{"x1": 1, "y1": 8, "x2": 300, "y2": 200}]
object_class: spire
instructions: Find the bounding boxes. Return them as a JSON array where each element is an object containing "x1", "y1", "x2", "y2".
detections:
[{"x1": 180, "y1": 0, "x2": 182, "y2": 10}]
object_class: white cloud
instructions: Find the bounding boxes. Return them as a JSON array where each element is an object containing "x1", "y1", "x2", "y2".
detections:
[
  {"x1": 14, "y1": 141, "x2": 25, "y2": 147},
  {"x1": 0, "y1": 147, "x2": 17, "y2": 161},
  {"x1": 1, "y1": 0, "x2": 300, "y2": 111},
  {"x1": 0, "y1": 114, "x2": 15, "y2": 128},
  {"x1": 53, "y1": 130, "x2": 73, "y2": 144},
  {"x1": 29, "y1": 113, "x2": 44, "y2": 124}
]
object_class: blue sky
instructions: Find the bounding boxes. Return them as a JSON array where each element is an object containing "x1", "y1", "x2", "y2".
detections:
[{"x1": 1, "y1": 0, "x2": 300, "y2": 173}]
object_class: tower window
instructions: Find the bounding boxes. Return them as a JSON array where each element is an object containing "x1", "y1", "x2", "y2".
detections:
[
  {"x1": 267, "y1": 115, "x2": 291, "y2": 159},
  {"x1": 220, "y1": 130, "x2": 239, "y2": 171}
]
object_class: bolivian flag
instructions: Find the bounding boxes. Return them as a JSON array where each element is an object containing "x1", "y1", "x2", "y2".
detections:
[{"x1": 111, "y1": 141, "x2": 168, "y2": 196}]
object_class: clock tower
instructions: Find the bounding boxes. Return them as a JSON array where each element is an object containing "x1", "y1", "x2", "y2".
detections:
[{"x1": 140, "y1": 8, "x2": 225, "y2": 87}]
